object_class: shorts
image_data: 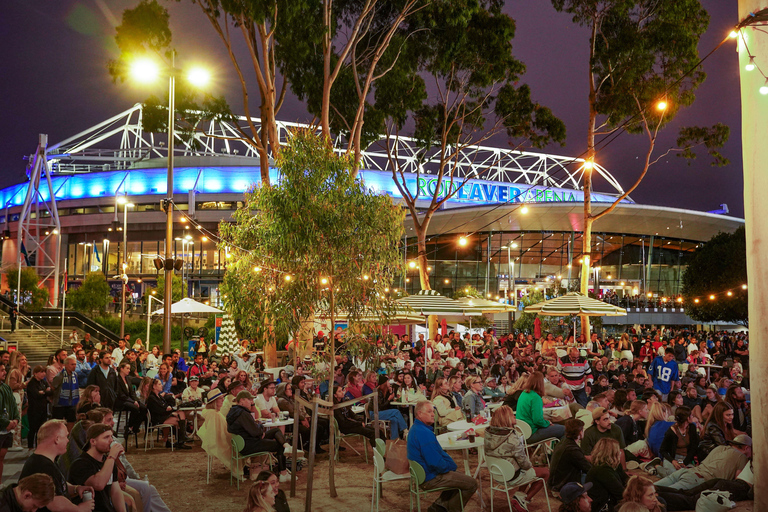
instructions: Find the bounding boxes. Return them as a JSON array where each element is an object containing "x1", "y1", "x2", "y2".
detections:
[
  {"x1": 52, "y1": 406, "x2": 77, "y2": 423},
  {"x1": 0, "y1": 433, "x2": 12, "y2": 449}
]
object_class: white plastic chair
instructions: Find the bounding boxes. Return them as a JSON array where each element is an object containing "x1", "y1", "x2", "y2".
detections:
[
  {"x1": 486, "y1": 455, "x2": 552, "y2": 512},
  {"x1": 371, "y1": 449, "x2": 409, "y2": 512},
  {"x1": 515, "y1": 421, "x2": 558, "y2": 466}
]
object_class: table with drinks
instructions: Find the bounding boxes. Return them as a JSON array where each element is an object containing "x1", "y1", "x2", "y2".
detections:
[{"x1": 437, "y1": 431, "x2": 487, "y2": 509}]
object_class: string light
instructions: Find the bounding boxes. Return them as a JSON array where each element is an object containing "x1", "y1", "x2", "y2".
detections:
[
  {"x1": 656, "y1": 100, "x2": 668, "y2": 111},
  {"x1": 746, "y1": 56, "x2": 756, "y2": 71},
  {"x1": 408, "y1": 261, "x2": 417, "y2": 268},
  {"x1": 742, "y1": 284, "x2": 748, "y2": 289},
  {"x1": 320, "y1": 277, "x2": 328, "y2": 284},
  {"x1": 709, "y1": 294, "x2": 715, "y2": 300},
  {"x1": 458, "y1": 237, "x2": 468, "y2": 246}
]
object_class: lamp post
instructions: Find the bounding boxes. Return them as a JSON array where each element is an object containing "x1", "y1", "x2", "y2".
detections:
[
  {"x1": 145, "y1": 291, "x2": 164, "y2": 352},
  {"x1": 118, "y1": 198, "x2": 134, "y2": 338},
  {"x1": 129, "y1": 54, "x2": 210, "y2": 354}
]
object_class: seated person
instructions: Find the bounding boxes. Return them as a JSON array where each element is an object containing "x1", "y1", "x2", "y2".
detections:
[
  {"x1": 226, "y1": 391, "x2": 290, "y2": 482},
  {"x1": 557, "y1": 482, "x2": 593, "y2": 512},
  {"x1": 580, "y1": 408, "x2": 626, "y2": 463},
  {"x1": 658, "y1": 406, "x2": 699, "y2": 478},
  {"x1": 146, "y1": 379, "x2": 190, "y2": 449},
  {"x1": 20, "y1": 419, "x2": 95, "y2": 512},
  {"x1": 617, "y1": 476, "x2": 664, "y2": 512},
  {"x1": 485, "y1": 405, "x2": 549, "y2": 510},
  {"x1": 549, "y1": 419, "x2": 592, "y2": 493},
  {"x1": 585, "y1": 438, "x2": 628, "y2": 512},
  {"x1": 275, "y1": 382, "x2": 327, "y2": 453},
  {"x1": 67, "y1": 424, "x2": 126, "y2": 512},
  {"x1": 654, "y1": 435, "x2": 751, "y2": 491},
  {"x1": 332, "y1": 386, "x2": 385, "y2": 448},
  {"x1": 482, "y1": 377, "x2": 505, "y2": 400},
  {"x1": 0, "y1": 473, "x2": 55, "y2": 511},
  {"x1": 406, "y1": 401, "x2": 477, "y2": 512},
  {"x1": 516, "y1": 371, "x2": 565, "y2": 443},
  {"x1": 431, "y1": 377, "x2": 464, "y2": 428}
]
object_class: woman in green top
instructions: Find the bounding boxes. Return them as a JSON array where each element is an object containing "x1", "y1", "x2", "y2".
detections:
[{"x1": 515, "y1": 371, "x2": 565, "y2": 443}]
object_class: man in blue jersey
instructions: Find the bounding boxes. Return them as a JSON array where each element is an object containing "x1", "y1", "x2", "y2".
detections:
[{"x1": 649, "y1": 348, "x2": 679, "y2": 401}]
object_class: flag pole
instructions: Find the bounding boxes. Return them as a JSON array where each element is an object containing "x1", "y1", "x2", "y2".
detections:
[{"x1": 61, "y1": 258, "x2": 67, "y2": 347}]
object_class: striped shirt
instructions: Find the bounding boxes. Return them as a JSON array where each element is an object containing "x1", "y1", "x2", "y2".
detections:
[{"x1": 557, "y1": 356, "x2": 593, "y2": 390}]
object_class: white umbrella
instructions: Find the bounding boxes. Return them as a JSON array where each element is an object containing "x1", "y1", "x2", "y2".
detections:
[
  {"x1": 457, "y1": 297, "x2": 516, "y2": 313},
  {"x1": 395, "y1": 290, "x2": 483, "y2": 317},
  {"x1": 152, "y1": 297, "x2": 224, "y2": 315},
  {"x1": 523, "y1": 292, "x2": 627, "y2": 316}
]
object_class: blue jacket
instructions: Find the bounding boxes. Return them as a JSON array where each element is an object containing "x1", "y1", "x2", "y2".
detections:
[
  {"x1": 647, "y1": 420, "x2": 674, "y2": 457},
  {"x1": 407, "y1": 419, "x2": 457, "y2": 483},
  {"x1": 75, "y1": 360, "x2": 92, "y2": 388}
]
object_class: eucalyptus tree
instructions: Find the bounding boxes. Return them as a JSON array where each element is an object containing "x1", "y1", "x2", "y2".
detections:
[{"x1": 551, "y1": 0, "x2": 729, "y2": 338}]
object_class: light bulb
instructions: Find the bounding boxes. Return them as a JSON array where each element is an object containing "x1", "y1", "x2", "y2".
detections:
[
  {"x1": 458, "y1": 237, "x2": 468, "y2": 246},
  {"x1": 729, "y1": 30, "x2": 738, "y2": 39},
  {"x1": 746, "y1": 57, "x2": 756, "y2": 71},
  {"x1": 760, "y1": 80, "x2": 768, "y2": 95},
  {"x1": 583, "y1": 159, "x2": 594, "y2": 170},
  {"x1": 520, "y1": 206, "x2": 529, "y2": 214},
  {"x1": 187, "y1": 67, "x2": 211, "y2": 87},
  {"x1": 130, "y1": 58, "x2": 160, "y2": 84},
  {"x1": 408, "y1": 261, "x2": 417, "y2": 268},
  {"x1": 656, "y1": 100, "x2": 668, "y2": 111}
]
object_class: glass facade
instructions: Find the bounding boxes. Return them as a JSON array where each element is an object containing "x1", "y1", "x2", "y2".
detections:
[{"x1": 401, "y1": 231, "x2": 699, "y2": 299}]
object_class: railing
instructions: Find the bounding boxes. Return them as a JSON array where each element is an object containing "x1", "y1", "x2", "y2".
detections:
[{"x1": 15, "y1": 313, "x2": 64, "y2": 346}]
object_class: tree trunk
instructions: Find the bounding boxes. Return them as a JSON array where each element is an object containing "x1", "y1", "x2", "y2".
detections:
[
  {"x1": 327, "y1": 288, "x2": 337, "y2": 498},
  {"x1": 264, "y1": 317, "x2": 277, "y2": 368},
  {"x1": 736, "y1": 2, "x2": 766, "y2": 506},
  {"x1": 414, "y1": 222, "x2": 439, "y2": 339}
]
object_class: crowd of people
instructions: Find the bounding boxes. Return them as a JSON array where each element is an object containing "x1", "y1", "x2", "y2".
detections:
[{"x1": 0, "y1": 325, "x2": 752, "y2": 512}]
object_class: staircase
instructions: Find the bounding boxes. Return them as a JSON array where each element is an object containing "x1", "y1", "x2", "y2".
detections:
[{"x1": 3, "y1": 329, "x2": 64, "y2": 367}]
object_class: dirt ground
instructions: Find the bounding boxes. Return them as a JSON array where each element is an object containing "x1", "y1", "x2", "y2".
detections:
[{"x1": 126, "y1": 437, "x2": 753, "y2": 512}]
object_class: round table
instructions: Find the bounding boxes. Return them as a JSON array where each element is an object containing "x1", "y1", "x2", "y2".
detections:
[
  {"x1": 259, "y1": 417, "x2": 294, "y2": 428},
  {"x1": 436, "y1": 432, "x2": 486, "y2": 508},
  {"x1": 178, "y1": 405, "x2": 204, "y2": 439},
  {"x1": 446, "y1": 419, "x2": 488, "y2": 433},
  {"x1": 390, "y1": 400, "x2": 419, "y2": 426}
]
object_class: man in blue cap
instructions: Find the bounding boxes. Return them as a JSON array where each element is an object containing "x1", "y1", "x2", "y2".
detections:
[{"x1": 558, "y1": 482, "x2": 593, "y2": 512}]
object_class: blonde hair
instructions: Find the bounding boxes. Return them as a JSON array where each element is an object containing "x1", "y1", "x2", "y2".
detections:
[
  {"x1": 620, "y1": 333, "x2": 631, "y2": 351},
  {"x1": 431, "y1": 377, "x2": 447, "y2": 400},
  {"x1": 464, "y1": 376, "x2": 478, "y2": 389},
  {"x1": 591, "y1": 438, "x2": 621, "y2": 468},
  {"x1": 489, "y1": 405, "x2": 516, "y2": 428},
  {"x1": 36, "y1": 420, "x2": 67, "y2": 444},
  {"x1": 244, "y1": 481, "x2": 274, "y2": 512},
  {"x1": 644, "y1": 402, "x2": 671, "y2": 439}
]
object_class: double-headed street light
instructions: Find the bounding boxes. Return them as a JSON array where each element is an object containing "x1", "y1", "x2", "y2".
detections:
[{"x1": 130, "y1": 55, "x2": 210, "y2": 354}]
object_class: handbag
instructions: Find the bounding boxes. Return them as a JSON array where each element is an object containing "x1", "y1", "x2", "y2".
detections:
[
  {"x1": 695, "y1": 490, "x2": 735, "y2": 512},
  {"x1": 384, "y1": 439, "x2": 409, "y2": 475}
]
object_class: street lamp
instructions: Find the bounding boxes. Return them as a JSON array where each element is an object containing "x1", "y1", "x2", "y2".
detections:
[
  {"x1": 502, "y1": 242, "x2": 519, "y2": 310},
  {"x1": 118, "y1": 198, "x2": 134, "y2": 338},
  {"x1": 130, "y1": 53, "x2": 211, "y2": 354}
]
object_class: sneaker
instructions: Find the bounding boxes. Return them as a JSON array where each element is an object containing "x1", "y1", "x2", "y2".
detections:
[
  {"x1": 641, "y1": 457, "x2": 662, "y2": 473},
  {"x1": 627, "y1": 460, "x2": 640, "y2": 470},
  {"x1": 512, "y1": 493, "x2": 529, "y2": 512},
  {"x1": 7, "y1": 446, "x2": 23, "y2": 452}
]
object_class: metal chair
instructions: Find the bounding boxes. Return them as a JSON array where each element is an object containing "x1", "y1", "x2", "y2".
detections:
[
  {"x1": 408, "y1": 460, "x2": 465, "y2": 512},
  {"x1": 365, "y1": 400, "x2": 391, "y2": 439},
  {"x1": 143, "y1": 410, "x2": 174, "y2": 452},
  {"x1": 485, "y1": 455, "x2": 552, "y2": 512},
  {"x1": 229, "y1": 434, "x2": 277, "y2": 490},
  {"x1": 515, "y1": 421, "x2": 558, "y2": 466},
  {"x1": 332, "y1": 417, "x2": 369, "y2": 463},
  {"x1": 371, "y1": 448, "x2": 409, "y2": 512},
  {"x1": 375, "y1": 438, "x2": 387, "y2": 458}
]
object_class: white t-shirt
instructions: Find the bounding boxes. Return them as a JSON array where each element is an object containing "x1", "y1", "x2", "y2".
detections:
[
  {"x1": 255, "y1": 394, "x2": 278, "y2": 413},
  {"x1": 737, "y1": 461, "x2": 753, "y2": 485},
  {"x1": 182, "y1": 386, "x2": 203, "y2": 402},
  {"x1": 112, "y1": 347, "x2": 126, "y2": 365},
  {"x1": 436, "y1": 342, "x2": 449, "y2": 354},
  {"x1": 445, "y1": 357, "x2": 460, "y2": 368}
]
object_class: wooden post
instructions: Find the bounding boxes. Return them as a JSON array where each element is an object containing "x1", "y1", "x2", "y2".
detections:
[
  {"x1": 304, "y1": 400, "x2": 320, "y2": 512},
  {"x1": 737, "y1": 3, "x2": 767, "y2": 507}
]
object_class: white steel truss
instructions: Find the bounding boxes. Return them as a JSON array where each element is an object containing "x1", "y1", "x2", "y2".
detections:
[
  {"x1": 17, "y1": 134, "x2": 61, "y2": 308},
  {"x1": 44, "y1": 103, "x2": 624, "y2": 195}
]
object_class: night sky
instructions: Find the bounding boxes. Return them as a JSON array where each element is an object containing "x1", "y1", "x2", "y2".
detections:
[{"x1": 1, "y1": 1, "x2": 744, "y2": 216}]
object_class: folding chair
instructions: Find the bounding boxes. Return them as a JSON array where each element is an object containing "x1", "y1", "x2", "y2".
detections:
[
  {"x1": 486, "y1": 456, "x2": 552, "y2": 512},
  {"x1": 144, "y1": 410, "x2": 174, "y2": 452},
  {"x1": 515, "y1": 421, "x2": 558, "y2": 466},
  {"x1": 371, "y1": 449, "x2": 409, "y2": 512},
  {"x1": 408, "y1": 460, "x2": 465, "y2": 512},
  {"x1": 332, "y1": 417, "x2": 369, "y2": 463},
  {"x1": 229, "y1": 434, "x2": 277, "y2": 490}
]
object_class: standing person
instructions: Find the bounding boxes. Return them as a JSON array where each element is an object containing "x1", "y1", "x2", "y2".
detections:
[
  {"x1": 6, "y1": 351, "x2": 28, "y2": 450},
  {"x1": 406, "y1": 401, "x2": 477, "y2": 512},
  {"x1": 648, "y1": 348, "x2": 679, "y2": 402},
  {"x1": 51, "y1": 356, "x2": 80, "y2": 431},
  {"x1": 516, "y1": 371, "x2": 565, "y2": 443},
  {"x1": 74, "y1": 349, "x2": 92, "y2": 387},
  {"x1": 19, "y1": 419, "x2": 95, "y2": 512},
  {"x1": 484, "y1": 405, "x2": 549, "y2": 511},
  {"x1": 67, "y1": 424, "x2": 127, "y2": 512},
  {"x1": 111, "y1": 339, "x2": 128, "y2": 367},
  {"x1": 0, "y1": 363, "x2": 19, "y2": 483},
  {"x1": 85, "y1": 352, "x2": 117, "y2": 410},
  {"x1": 26, "y1": 366, "x2": 52, "y2": 449},
  {"x1": 557, "y1": 348, "x2": 593, "y2": 407},
  {"x1": 47, "y1": 349, "x2": 67, "y2": 384},
  {"x1": 9, "y1": 307, "x2": 17, "y2": 333}
]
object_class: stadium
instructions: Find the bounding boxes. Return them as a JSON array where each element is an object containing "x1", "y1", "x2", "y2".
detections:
[{"x1": 0, "y1": 105, "x2": 743, "y2": 326}]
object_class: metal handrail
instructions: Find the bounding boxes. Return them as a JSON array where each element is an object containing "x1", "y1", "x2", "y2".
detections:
[{"x1": 16, "y1": 313, "x2": 64, "y2": 346}]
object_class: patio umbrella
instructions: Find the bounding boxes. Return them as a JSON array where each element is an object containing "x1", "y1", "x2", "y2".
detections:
[
  {"x1": 152, "y1": 297, "x2": 224, "y2": 315},
  {"x1": 395, "y1": 290, "x2": 483, "y2": 317},
  {"x1": 523, "y1": 292, "x2": 627, "y2": 317}
]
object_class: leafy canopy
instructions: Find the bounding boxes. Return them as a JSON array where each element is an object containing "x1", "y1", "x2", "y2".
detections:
[
  {"x1": 68, "y1": 272, "x2": 112, "y2": 315},
  {"x1": 7, "y1": 267, "x2": 49, "y2": 311},
  {"x1": 681, "y1": 226, "x2": 747, "y2": 326},
  {"x1": 218, "y1": 129, "x2": 405, "y2": 345}
]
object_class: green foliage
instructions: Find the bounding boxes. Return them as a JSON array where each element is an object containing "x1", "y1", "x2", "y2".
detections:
[
  {"x1": 150, "y1": 274, "x2": 184, "y2": 303},
  {"x1": 68, "y1": 273, "x2": 111, "y2": 315},
  {"x1": 218, "y1": 129, "x2": 405, "y2": 347},
  {"x1": 676, "y1": 124, "x2": 731, "y2": 166},
  {"x1": 513, "y1": 291, "x2": 546, "y2": 333},
  {"x1": 93, "y1": 316, "x2": 185, "y2": 351},
  {"x1": 452, "y1": 285, "x2": 483, "y2": 300},
  {"x1": 681, "y1": 226, "x2": 747, "y2": 326},
  {"x1": 7, "y1": 267, "x2": 49, "y2": 311}
]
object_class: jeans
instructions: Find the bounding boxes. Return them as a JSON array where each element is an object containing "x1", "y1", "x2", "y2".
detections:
[
  {"x1": 572, "y1": 387, "x2": 589, "y2": 407},
  {"x1": 527, "y1": 423, "x2": 565, "y2": 444},
  {"x1": 242, "y1": 438, "x2": 286, "y2": 472},
  {"x1": 125, "y1": 478, "x2": 172, "y2": 512},
  {"x1": 373, "y1": 409, "x2": 408, "y2": 440},
  {"x1": 421, "y1": 471, "x2": 478, "y2": 512},
  {"x1": 654, "y1": 468, "x2": 707, "y2": 490}
]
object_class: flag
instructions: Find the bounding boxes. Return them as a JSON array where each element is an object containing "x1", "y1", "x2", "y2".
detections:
[
  {"x1": 93, "y1": 240, "x2": 101, "y2": 263},
  {"x1": 19, "y1": 242, "x2": 29, "y2": 266},
  {"x1": 63, "y1": 269, "x2": 67, "y2": 293}
]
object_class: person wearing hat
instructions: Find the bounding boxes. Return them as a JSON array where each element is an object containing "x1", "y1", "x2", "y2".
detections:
[
  {"x1": 182, "y1": 376, "x2": 203, "y2": 402},
  {"x1": 654, "y1": 434, "x2": 752, "y2": 491},
  {"x1": 68, "y1": 423, "x2": 126, "y2": 512},
  {"x1": 557, "y1": 482, "x2": 593, "y2": 512},
  {"x1": 226, "y1": 390, "x2": 290, "y2": 483},
  {"x1": 580, "y1": 407, "x2": 627, "y2": 467}
]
